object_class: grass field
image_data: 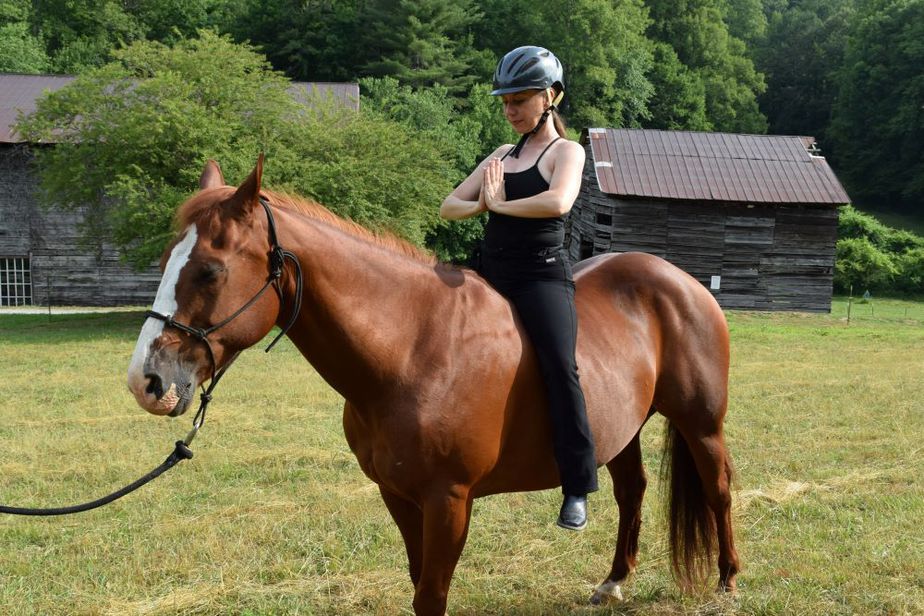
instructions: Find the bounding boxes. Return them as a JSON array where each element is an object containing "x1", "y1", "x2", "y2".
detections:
[{"x1": 0, "y1": 298, "x2": 922, "y2": 615}]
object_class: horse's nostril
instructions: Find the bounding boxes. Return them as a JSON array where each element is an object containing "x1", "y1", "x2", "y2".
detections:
[{"x1": 145, "y1": 373, "x2": 165, "y2": 399}]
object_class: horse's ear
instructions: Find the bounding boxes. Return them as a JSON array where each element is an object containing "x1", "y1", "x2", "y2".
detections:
[
  {"x1": 199, "y1": 160, "x2": 225, "y2": 189},
  {"x1": 225, "y1": 153, "x2": 264, "y2": 220}
]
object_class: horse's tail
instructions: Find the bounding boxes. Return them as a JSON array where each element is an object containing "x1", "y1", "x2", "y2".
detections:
[{"x1": 660, "y1": 419, "x2": 717, "y2": 590}]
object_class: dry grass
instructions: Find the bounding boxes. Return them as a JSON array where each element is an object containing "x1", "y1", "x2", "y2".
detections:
[{"x1": 0, "y1": 299, "x2": 922, "y2": 615}]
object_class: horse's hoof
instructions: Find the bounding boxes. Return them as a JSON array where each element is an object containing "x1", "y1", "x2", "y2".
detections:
[
  {"x1": 718, "y1": 578, "x2": 738, "y2": 594},
  {"x1": 590, "y1": 581, "x2": 623, "y2": 605}
]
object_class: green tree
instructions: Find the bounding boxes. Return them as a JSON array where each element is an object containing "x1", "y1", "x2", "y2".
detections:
[
  {"x1": 829, "y1": 0, "x2": 924, "y2": 210},
  {"x1": 894, "y1": 247, "x2": 924, "y2": 294},
  {"x1": 224, "y1": 0, "x2": 367, "y2": 81},
  {"x1": 755, "y1": 0, "x2": 854, "y2": 146},
  {"x1": 16, "y1": 32, "x2": 457, "y2": 266},
  {"x1": 838, "y1": 204, "x2": 924, "y2": 252},
  {"x1": 643, "y1": 42, "x2": 710, "y2": 130},
  {"x1": 645, "y1": 0, "x2": 767, "y2": 132},
  {"x1": 724, "y1": 0, "x2": 767, "y2": 46},
  {"x1": 835, "y1": 204, "x2": 924, "y2": 294},
  {"x1": 0, "y1": 0, "x2": 47, "y2": 72},
  {"x1": 360, "y1": 0, "x2": 491, "y2": 94},
  {"x1": 835, "y1": 236, "x2": 898, "y2": 293},
  {"x1": 130, "y1": 0, "x2": 241, "y2": 43},
  {"x1": 32, "y1": 0, "x2": 145, "y2": 72},
  {"x1": 360, "y1": 76, "x2": 514, "y2": 262},
  {"x1": 360, "y1": 76, "x2": 480, "y2": 174},
  {"x1": 463, "y1": 83, "x2": 518, "y2": 159}
]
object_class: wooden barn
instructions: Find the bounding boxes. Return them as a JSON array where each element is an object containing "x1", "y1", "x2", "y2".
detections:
[
  {"x1": 0, "y1": 73, "x2": 359, "y2": 307},
  {"x1": 568, "y1": 128, "x2": 851, "y2": 312}
]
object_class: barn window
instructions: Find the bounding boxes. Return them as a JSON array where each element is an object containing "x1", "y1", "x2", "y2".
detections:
[
  {"x1": 596, "y1": 212, "x2": 613, "y2": 226},
  {"x1": 0, "y1": 257, "x2": 32, "y2": 306}
]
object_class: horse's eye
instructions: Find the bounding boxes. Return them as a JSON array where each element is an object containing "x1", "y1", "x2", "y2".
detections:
[{"x1": 197, "y1": 262, "x2": 225, "y2": 284}]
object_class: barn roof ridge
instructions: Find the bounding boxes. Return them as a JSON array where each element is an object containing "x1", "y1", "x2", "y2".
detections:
[
  {"x1": 0, "y1": 72, "x2": 360, "y2": 144},
  {"x1": 585, "y1": 127, "x2": 850, "y2": 205}
]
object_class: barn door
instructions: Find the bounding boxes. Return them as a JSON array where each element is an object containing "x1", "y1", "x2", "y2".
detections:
[
  {"x1": 666, "y1": 202, "x2": 725, "y2": 294},
  {"x1": 723, "y1": 206, "x2": 776, "y2": 309}
]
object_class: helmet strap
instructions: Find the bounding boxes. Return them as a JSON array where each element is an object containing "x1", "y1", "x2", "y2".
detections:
[{"x1": 508, "y1": 90, "x2": 565, "y2": 159}]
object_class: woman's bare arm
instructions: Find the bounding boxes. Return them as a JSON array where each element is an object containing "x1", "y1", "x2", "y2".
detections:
[{"x1": 440, "y1": 145, "x2": 511, "y2": 220}]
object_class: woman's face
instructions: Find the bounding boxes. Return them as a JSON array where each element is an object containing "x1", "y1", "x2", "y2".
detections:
[{"x1": 501, "y1": 88, "x2": 552, "y2": 134}]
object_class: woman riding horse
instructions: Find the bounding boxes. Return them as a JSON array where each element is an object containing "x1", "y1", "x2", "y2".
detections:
[
  {"x1": 127, "y1": 54, "x2": 740, "y2": 612},
  {"x1": 442, "y1": 45, "x2": 597, "y2": 531}
]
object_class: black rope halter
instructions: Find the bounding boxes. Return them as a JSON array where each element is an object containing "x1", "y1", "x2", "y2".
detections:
[{"x1": 147, "y1": 197, "x2": 303, "y2": 375}]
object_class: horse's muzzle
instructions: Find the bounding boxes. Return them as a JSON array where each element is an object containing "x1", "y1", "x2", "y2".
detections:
[{"x1": 128, "y1": 362, "x2": 197, "y2": 417}]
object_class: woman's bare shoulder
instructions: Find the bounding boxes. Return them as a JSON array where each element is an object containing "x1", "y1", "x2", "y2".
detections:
[
  {"x1": 550, "y1": 138, "x2": 585, "y2": 165},
  {"x1": 557, "y1": 138, "x2": 585, "y2": 156},
  {"x1": 488, "y1": 144, "x2": 514, "y2": 158}
]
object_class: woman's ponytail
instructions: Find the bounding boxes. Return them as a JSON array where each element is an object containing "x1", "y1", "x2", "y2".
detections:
[{"x1": 552, "y1": 110, "x2": 567, "y2": 138}]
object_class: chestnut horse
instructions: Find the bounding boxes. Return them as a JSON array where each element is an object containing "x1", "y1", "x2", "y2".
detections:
[{"x1": 127, "y1": 158, "x2": 739, "y2": 615}]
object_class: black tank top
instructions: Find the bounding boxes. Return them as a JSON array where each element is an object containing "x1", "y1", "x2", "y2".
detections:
[{"x1": 484, "y1": 138, "x2": 564, "y2": 251}]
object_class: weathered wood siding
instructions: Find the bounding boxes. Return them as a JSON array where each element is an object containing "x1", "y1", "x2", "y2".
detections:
[
  {"x1": 0, "y1": 145, "x2": 161, "y2": 306},
  {"x1": 568, "y1": 145, "x2": 838, "y2": 312}
]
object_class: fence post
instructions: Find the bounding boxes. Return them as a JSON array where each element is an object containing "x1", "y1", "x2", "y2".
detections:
[{"x1": 847, "y1": 285, "x2": 852, "y2": 325}]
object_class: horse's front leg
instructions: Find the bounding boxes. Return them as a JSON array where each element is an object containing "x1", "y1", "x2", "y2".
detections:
[
  {"x1": 379, "y1": 487, "x2": 424, "y2": 585},
  {"x1": 412, "y1": 485, "x2": 474, "y2": 616}
]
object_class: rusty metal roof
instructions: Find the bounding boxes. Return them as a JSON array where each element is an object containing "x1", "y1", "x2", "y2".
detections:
[
  {"x1": 1, "y1": 73, "x2": 359, "y2": 144},
  {"x1": 288, "y1": 81, "x2": 359, "y2": 112},
  {"x1": 587, "y1": 128, "x2": 850, "y2": 205},
  {"x1": 0, "y1": 74, "x2": 74, "y2": 142}
]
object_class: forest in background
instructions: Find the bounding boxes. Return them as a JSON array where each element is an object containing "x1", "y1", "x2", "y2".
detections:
[
  {"x1": 3, "y1": 0, "x2": 922, "y2": 215},
  {"x1": 3, "y1": 0, "x2": 923, "y2": 293}
]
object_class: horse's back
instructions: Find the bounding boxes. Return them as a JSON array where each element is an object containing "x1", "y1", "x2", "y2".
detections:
[{"x1": 575, "y1": 251, "x2": 725, "y2": 337}]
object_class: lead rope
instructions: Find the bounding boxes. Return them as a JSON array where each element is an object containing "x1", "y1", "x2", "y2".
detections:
[{"x1": 0, "y1": 357, "x2": 236, "y2": 516}]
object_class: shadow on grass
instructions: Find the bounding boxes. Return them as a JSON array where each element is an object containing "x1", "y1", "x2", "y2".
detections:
[
  {"x1": 453, "y1": 597, "x2": 670, "y2": 616},
  {"x1": 451, "y1": 582, "x2": 740, "y2": 616}
]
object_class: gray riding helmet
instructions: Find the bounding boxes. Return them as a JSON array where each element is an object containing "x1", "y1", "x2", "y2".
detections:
[{"x1": 491, "y1": 46, "x2": 564, "y2": 96}]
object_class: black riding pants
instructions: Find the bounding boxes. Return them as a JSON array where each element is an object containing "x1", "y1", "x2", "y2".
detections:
[{"x1": 479, "y1": 246, "x2": 598, "y2": 496}]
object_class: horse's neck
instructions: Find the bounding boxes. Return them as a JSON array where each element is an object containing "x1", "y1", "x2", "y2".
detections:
[{"x1": 276, "y1": 209, "x2": 444, "y2": 402}]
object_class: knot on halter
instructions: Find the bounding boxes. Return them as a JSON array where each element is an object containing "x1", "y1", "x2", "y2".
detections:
[{"x1": 270, "y1": 246, "x2": 286, "y2": 279}]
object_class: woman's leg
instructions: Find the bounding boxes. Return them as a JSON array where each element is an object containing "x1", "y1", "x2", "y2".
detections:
[{"x1": 506, "y1": 279, "x2": 598, "y2": 497}]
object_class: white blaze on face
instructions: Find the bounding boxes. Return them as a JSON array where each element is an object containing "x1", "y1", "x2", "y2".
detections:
[{"x1": 127, "y1": 224, "x2": 198, "y2": 401}]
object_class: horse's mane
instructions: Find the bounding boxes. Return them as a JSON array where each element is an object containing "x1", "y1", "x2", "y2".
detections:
[{"x1": 176, "y1": 186, "x2": 438, "y2": 266}]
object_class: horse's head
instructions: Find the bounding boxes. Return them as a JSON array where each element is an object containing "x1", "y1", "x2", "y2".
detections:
[{"x1": 127, "y1": 156, "x2": 284, "y2": 416}]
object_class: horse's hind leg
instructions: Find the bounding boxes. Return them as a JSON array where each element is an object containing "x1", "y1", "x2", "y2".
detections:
[
  {"x1": 667, "y1": 417, "x2": 740, "y2": 592},
  {"x1": 684, "y1": 428, "x2": 739, "y2": 591},
  {"x1": 591, "y1": 430, "x2": 647, "y2": 605}
]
